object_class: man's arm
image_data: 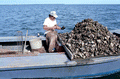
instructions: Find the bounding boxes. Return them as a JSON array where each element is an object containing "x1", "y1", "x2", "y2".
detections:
[
  {"x1": 43, "y1": 25, "x2": 61, "y2": 31},
  {"x1": 43, "y1": 25, "x2": 57, "y2": 31}
]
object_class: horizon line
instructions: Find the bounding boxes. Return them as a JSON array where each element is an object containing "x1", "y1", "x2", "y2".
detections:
[{"x1": 0, "y1": 3, "x2": 120, "y2": 5}]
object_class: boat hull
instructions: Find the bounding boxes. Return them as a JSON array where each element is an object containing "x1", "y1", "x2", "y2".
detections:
[{"x1": 0, "y1": 56, "x2": 120, "y2": 79}]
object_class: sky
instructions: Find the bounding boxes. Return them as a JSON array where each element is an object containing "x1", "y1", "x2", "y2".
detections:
[{"x1": 0, "y1": 0, "x2": 120, "y2": 5}]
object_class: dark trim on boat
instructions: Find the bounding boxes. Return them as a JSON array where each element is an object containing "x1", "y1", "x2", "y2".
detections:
[{"x1": 3, "y1": 67, "x2": 120, "y2": 79}]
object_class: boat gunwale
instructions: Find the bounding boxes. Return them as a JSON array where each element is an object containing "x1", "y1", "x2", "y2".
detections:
[{"x1": 0, "y1": 54, "x2": 120, "y2": 71}]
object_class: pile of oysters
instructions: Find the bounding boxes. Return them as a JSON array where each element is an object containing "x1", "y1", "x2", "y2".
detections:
[{"x1": 58, "y1": 19, "x2": 120, "y2": 59}]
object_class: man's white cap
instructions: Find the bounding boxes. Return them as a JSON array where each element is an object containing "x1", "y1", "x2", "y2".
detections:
[{"x1": 49, "y1": 11, "x2": 58, "y2": 18}]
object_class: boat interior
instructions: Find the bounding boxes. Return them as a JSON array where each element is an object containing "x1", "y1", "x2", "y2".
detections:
[{"x1": 0, "y1": 36, "x2": 65, "y2": 58}]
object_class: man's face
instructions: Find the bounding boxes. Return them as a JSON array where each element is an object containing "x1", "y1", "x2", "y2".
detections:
[{"x1": 50, "y1": 16, "x2": 55, "y2": 21}]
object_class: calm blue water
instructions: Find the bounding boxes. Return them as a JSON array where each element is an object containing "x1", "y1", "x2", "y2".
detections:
[{"x1": 0, "y1": 4, "x2": 120, "y2": 37}]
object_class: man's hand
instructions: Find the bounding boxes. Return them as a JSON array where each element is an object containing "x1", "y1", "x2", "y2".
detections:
[
  {"x1": 61, "y1": 26, "x2": 65, "y2": 30},
  {"x1": 56, "y1": 26, "x2": 61, "y2": 30},
  {"x1": 52, "y1": 25, "x2": 57, "y2": 30},
  {"x1": 52, "y1": 25, "x2": 61, "y2": 30}
]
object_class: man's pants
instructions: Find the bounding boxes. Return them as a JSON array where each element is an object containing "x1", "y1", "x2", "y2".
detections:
[{"x1": 46, "y1": 31, "x2": 57, "y2": 53}]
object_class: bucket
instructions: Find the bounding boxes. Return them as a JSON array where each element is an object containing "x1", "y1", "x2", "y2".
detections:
[{"x1": 29, "y1": 38, "x2": 42, "y2": 51}]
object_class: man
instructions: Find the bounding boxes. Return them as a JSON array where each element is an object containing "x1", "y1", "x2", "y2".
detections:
[{"x1": 43, "y1": 11, "x2": 61, "y2": 53}]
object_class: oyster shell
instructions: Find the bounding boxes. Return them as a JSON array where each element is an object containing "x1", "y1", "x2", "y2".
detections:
[{"x1": 58, "y1": 19, "x2": 120, "y2": 59}]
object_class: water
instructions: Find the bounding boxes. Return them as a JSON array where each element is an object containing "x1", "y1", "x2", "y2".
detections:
[
  {"x1": 0, "y1": 4, "x2": 120, "y2": 78},
  {"x1": 0, "y1": 4, "x2": 120, "y2": 37}
]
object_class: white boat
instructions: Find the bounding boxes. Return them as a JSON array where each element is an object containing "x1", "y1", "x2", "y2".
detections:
[{"x1": 0, "y1": 30, "x2": 120, "y2": 79}]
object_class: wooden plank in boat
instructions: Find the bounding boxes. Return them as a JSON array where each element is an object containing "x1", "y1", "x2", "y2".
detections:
[
  {"x1": 2, "y1": 45, "x2": 23, "y2": 51},
  {"x1": 0, "y1": 36, "x2": 46, "y2": 42},
  {"x1": 0, "y1": 49, "x2": 16, "y2": 55},
  {"x1": 63, "y1": 45, "x2": 74, "y2": 60},
  {"x1": 58, "y1": 35, "x2": 74, "y2": 60}
]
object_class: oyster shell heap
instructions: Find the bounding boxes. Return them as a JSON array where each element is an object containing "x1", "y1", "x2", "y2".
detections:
[{"x1": 59, "y1": 19, "x2": 120, "y2": 59}]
